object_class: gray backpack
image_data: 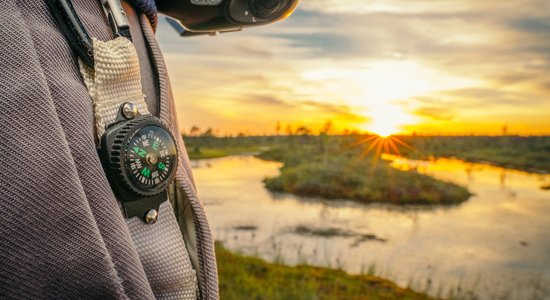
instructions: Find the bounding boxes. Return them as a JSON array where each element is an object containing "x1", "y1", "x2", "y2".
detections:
[
  {"x1": 0, "y1": 1, "x2": 217, "y2": 298},
  {"x1": 0, "y1": 0, "x2": 298, "y2": 298}
]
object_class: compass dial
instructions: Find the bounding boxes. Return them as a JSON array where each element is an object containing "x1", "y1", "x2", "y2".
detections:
[{"x1": 125, "y1": 125, "x2": 177, "y2": 192}]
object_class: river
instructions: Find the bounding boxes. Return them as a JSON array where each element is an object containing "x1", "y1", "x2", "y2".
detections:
[{"x1": 191, "y1": 155, "x2": 550, "y2": 299}]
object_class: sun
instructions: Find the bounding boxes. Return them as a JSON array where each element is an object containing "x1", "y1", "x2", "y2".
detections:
[
  {"x1": 369, "y1": 120, "x2": 399, "y2": 137},
  {"x1": 362, "y1": 105, "x2": 416, "y2": 137}
]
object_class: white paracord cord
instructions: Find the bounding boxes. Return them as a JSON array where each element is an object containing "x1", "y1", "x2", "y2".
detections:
[{"x1": 79, "y1": 37, "x2": 198, "y2": 300}]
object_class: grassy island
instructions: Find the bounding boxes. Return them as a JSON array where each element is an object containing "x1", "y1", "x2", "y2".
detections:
[
  {"x1": 183, "y1": 135, "x2": 472, "y2": 205},
  {"x1": 260, "y1": 146, "x2": 471, "y2": 205},
  {"x1": 216, "y1": 242, "x2": 433, "y2": 300}
]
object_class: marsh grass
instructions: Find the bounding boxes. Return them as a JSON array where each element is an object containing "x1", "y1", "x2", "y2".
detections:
[
  {"x1": 397, "y1": 136, "x2": 550, "y2": 173},
  {"x1": 260, "y1": 146, "x2": 471, "y2": 205},
  {"x1": 187, "y1": 146, "x2": 262, "y2": 159},
  {"x1": 183, "y1": 135, "x2": 550, "y2": 173},
  {"x1": 288, "y1": 225, "x2": 387, "y2": 246},
  {"x1": 217, "y1": 229, "x2": 488, "y2": 300},
  {"x1": 216, "y1": 241, "x2": 434, "y2": 300}
]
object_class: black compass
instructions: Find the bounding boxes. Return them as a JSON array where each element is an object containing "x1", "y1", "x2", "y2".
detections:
[
  {"x1": 125, "y1": 125, "x2": 176, "y2": 192},
  {"x1": 99, "y1": 103, "x2": 178, "y2": 223}
]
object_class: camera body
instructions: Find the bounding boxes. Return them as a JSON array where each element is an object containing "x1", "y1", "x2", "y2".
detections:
[{"x1": 158, "y1": 0, "x2": 300, "y2": 35}]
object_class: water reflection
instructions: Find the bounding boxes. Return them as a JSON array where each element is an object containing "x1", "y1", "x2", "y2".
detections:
[{"x1": 192, "y1": 155, "x2": 550, "y2": 299}]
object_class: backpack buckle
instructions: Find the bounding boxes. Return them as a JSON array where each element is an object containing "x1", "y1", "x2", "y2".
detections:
[{"x1": 100, "y1": 0, "x2": 132, "y2": 40}]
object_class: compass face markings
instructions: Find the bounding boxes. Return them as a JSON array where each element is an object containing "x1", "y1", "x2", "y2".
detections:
[
  {"x1": 125, "y1": 125, "x2": 177, "y2": 191},
  {"x1": 141, "y1": 167, "x2": 151, "y2": 178},
  {"x1": 133, "y1": 147, "x2": 147, "y2": 158}
]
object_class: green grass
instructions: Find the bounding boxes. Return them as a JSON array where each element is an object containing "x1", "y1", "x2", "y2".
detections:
[
  {"x1": 186, "y1": 146, "x2": 262, "y2": 159},
  {"x1": 260, "y1": 146, "x2": 471, "y2": 205},
  {"x1": 397, "y1": 136, "x2": 550, "y2": 172},
  {"x1": 216, "y1": 242, "x2": 433, "y2": 300},
  {"x1": 183, "y1": 135, "x2": 550, "y2": 172}
]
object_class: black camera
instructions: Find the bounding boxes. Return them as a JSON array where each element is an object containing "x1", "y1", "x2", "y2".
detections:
[{"x1": 158, "y1": 0, "x2": 301, "y2": 36}]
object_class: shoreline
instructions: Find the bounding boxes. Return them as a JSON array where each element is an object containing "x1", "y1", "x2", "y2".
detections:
[
  {"x1": 190, "y1": 149, "x2": 548, "y2": 175},
  {"x1": 396, "y1": 152, "x2": 549, "y2": 175}
]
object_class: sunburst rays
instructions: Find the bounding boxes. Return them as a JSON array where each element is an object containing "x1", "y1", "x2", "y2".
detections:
[{"x1": 348, "y1": 134, "x2": 416, "y2": 161}]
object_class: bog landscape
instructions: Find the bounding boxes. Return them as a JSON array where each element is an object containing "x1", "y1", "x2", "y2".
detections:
[
  {"x1": 184, "y1": 133, "x2": 550, "y2": 299},
  {"x1": 156, "y1": 0, "x2": 550, "y2": 298}
]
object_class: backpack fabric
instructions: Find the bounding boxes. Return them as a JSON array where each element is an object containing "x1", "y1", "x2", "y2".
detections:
[{"x1": 0, "y1": 0, "x2": 218, "y2": 298}]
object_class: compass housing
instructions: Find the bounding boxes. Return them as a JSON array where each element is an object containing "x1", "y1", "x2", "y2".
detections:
[{"x1": 100, "y1": 115, "x2": 179, "y2": 204}]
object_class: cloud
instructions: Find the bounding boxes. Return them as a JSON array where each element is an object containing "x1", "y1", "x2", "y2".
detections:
[
  {"x1": 510, "y1": 17, "x2": 550, "y2": 33},
  {"x1": 240, "y1": 94, "x2": 292, "y2": 107},
  {"x1": 415, "y1": 106, "x2": 456, "y2": 121},
  {"x1": 300, "y1": 0, "x2": 549, "y2": 16},
  {"x1": 266, "y1": 33, "x2": 354, "y2": 56},
  {"x1": 299, "y1": 100, "x2": 369, "y2": 123},
  {"x1": 156, "y1": 0, "x2": 550, "y2": 134}
]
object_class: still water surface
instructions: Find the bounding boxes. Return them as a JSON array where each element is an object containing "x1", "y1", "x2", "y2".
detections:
[{"x1": 192, "y1": 155, "x2": 550, "y2": 299}]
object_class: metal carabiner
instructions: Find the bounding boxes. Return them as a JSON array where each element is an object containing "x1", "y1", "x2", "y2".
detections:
[
  {"x1": 46, "y1": 0, "x2": 132, "y2": 67},
  {"x1": 100, "y1": 0, "x2": 132, "y2": 40}
]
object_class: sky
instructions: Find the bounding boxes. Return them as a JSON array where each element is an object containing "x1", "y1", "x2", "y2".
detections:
[{"x1": 155, "y1": 0, "x2": 550, "y2": 136}]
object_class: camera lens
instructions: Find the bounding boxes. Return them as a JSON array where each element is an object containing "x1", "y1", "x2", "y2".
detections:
[{"x1": 250, "y1": 0, "x2": 291, "y2": 20}]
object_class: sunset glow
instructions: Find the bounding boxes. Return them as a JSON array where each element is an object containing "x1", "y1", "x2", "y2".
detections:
[
  {"x1": 157, "y1": 0, "x2": 550, "y2": 136},
  {"x1": 361, "y1": 104, "x2": 418, "y2": 136}
]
